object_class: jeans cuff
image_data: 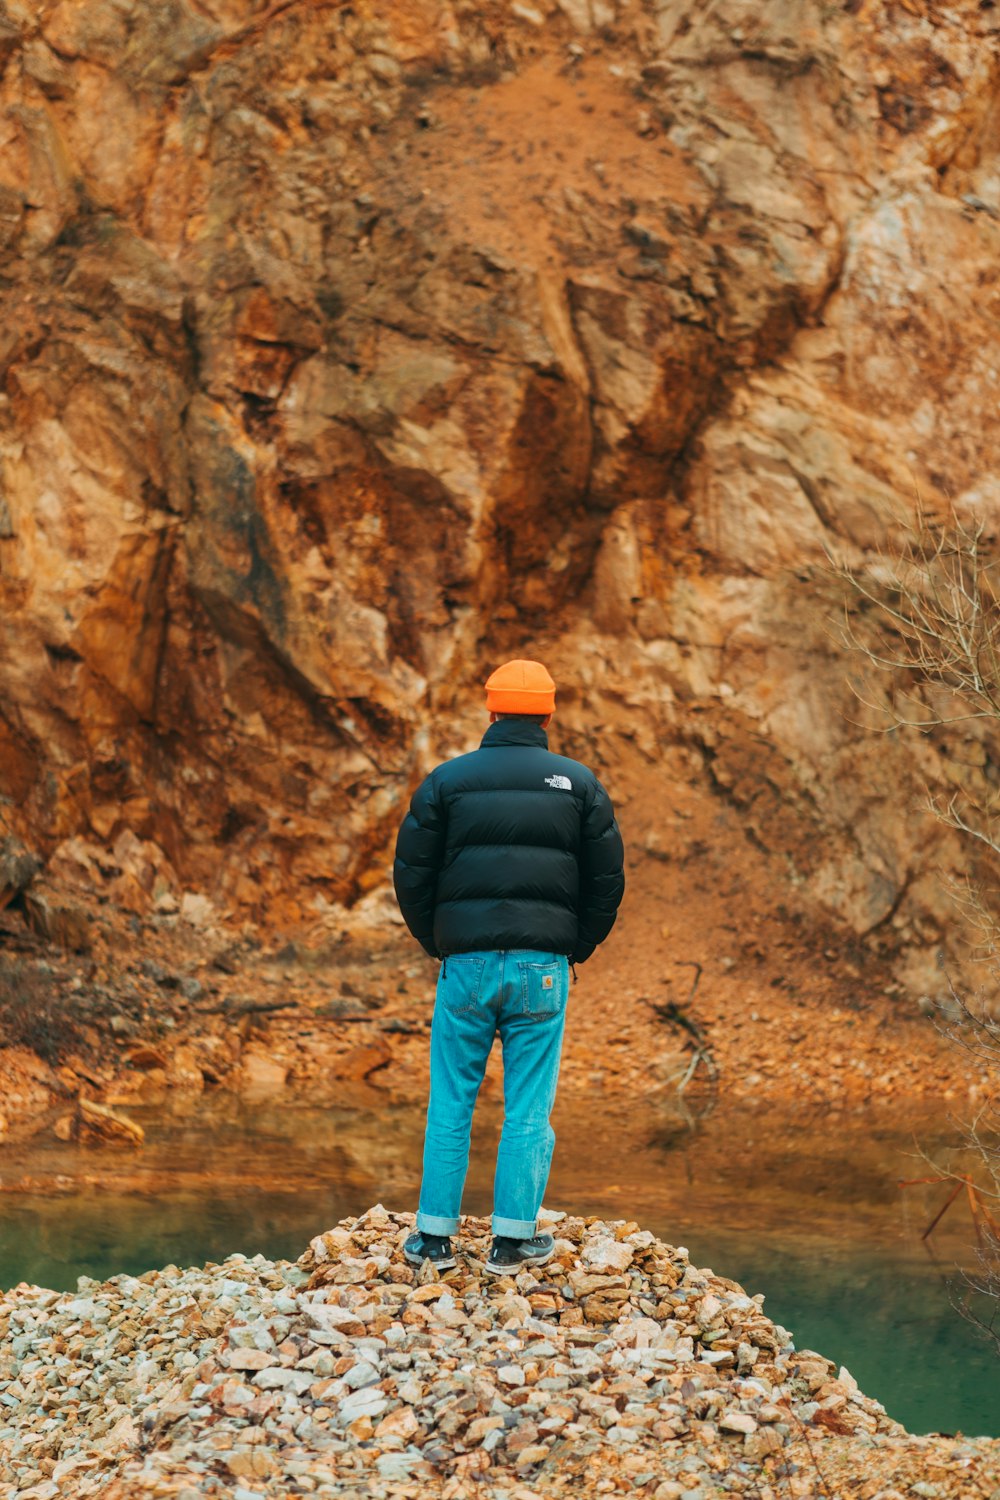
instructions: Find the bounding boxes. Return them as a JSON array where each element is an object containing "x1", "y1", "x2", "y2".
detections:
[
  {"x1": 416, "y1": 1211, "x2": 460, "y2": 1236},
  {"x1": 493, "y1": 1213, "x2": 537, "y2": 1239}
]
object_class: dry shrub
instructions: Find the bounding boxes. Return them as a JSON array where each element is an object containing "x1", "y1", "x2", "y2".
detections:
[{"x1": 833, "y1": 505, "x2": 1000, "y2": 1349}]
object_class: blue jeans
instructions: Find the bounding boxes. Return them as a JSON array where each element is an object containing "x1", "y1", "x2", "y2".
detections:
[{"x1": 416, "y1": 949, "x2": 569, "y2": 1240}]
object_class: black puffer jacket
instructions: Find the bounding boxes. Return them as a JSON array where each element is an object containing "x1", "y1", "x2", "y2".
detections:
[{"x1": 392, "y1": 718, "x2": 625, "y2": 964}]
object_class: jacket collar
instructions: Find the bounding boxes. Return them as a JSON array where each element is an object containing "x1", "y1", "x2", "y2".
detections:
[{"x1": 479, "y1": 718, "x2": 549, "y2": 750}]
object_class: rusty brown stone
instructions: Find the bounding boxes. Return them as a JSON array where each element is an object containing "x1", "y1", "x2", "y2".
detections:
[
  {"x1": 77, "y1": 1098, "x2": 144, "y2": 1147},
  {"x1": 22, "y1": 887, "x2": 91, "y2": 953}
]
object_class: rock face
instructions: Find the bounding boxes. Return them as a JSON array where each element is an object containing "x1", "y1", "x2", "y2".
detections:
[{"x1": 1, "y1": 2, "x2": 999, "y2": 966}]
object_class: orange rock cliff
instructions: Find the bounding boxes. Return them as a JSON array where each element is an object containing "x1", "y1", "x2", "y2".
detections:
[{"x1": 1, "y1": 0, "x2": 999, "y2": 991}]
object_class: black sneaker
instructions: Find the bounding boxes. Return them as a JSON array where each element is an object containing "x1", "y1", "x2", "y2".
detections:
[
  {"x1": 485, "y1": 1232, "x2": 555, "y2": 1275},
  {"x1": 403, "y1": 1230, "x2": 456, "y2": 1269}
]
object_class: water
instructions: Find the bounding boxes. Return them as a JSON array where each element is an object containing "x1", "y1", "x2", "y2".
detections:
[{"x1": 1, "y1": 1089, "x2": 997, "y2": 1438}]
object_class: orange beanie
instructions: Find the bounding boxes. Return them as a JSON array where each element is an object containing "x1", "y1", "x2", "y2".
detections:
[{"x1": 485, "y1": 659, "x2": 556, "y2": 715}]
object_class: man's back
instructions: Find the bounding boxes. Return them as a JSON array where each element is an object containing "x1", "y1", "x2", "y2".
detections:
[{"x1": 394, "y1": 716, "x2": 625, "y2": 965}]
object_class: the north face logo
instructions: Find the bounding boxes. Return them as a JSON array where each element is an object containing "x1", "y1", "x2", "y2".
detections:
[{"x1": 544, "y1": 774, "x2": 572, "y2": 791}]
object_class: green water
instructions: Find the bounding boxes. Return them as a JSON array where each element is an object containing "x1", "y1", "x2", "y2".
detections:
[{"x1": 1, "y1": 1091, "x2": 997, "y2": 1438}]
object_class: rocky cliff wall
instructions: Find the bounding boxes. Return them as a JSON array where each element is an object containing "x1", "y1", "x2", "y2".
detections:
[{"x1": 1, "y1": 0, "x2": 999, "y2": 983}]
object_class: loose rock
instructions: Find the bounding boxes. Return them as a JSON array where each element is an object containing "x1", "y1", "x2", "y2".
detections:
[{"x1": 0, "y1": 1208, "x2": 997, "y2": 1498}]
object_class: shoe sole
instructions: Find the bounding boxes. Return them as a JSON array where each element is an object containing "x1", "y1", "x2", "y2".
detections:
[
  {"x1": 403, "y1": 1250, "x2": 457, "y2": 1270},
  {"x1": 483, "y1": 1245, "x2": 555, "y2": 1276}
]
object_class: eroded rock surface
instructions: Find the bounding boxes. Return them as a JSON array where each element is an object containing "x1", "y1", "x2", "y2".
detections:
[{"x1": 1, "y1": 1, "x2": 999, "y2": 977}]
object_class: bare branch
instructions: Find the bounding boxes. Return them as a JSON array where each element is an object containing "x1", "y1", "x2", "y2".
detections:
[{"x1": 831, "y1": 503, "x2": 1000, "y2": 1342}]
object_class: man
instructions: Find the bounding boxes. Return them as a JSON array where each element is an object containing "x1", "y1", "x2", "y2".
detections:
[{"x1": 392, "y1": 658, "x2": 625, "y2": 1275}]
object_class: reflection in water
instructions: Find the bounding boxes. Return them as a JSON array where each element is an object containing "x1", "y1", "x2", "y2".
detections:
[{"x1": 0, "y1": 1090, "x2": 997, "y2": 1438}]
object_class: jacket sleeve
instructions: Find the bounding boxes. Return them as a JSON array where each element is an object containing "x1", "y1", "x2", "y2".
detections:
[
  {"x1": 392, "y1": 771, "x2": 447, "y2": 958},
  {"x1": 572, "y1": 777, "x2": 625, "y2": 965}
]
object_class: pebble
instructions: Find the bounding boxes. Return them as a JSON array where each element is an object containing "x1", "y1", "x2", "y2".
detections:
[
  {"x1": 719, "y1": 1411, "x2": 757, "y2": 1434},
  {"x1": 228, "y1": 1348, "x2": 276, "y2": 1370},
  {"x1": 0, "y1": 1208, "x2": 996, "y2": 1498},
  {"x1": 583, "y1": 1236, "x2": 635, "y2": 1274}
]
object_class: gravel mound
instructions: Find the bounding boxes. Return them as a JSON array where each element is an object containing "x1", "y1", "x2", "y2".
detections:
[{"x1": 2, "y1": 1206, "x2": 998, "y2": 1499}]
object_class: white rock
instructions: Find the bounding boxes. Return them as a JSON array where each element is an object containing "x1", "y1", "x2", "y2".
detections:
[
  {"x1": 180, "y1": 891, "x2": 215, "y2": 926},
  {"x1": 737, "y1": 1340, "x2": 759, "y2": 1370},
  {"x1": 720, "y1": 1411, "x2": 758, "y2": 1434},
  {"x1": 252, "y1": 1367, "x2": 296, "y2": 1389},
  {"x1": 338, "y1": 1387, "x2": 388, "y2": 1423},
  {"x1": 581, "y1": 1238, "x2": 634, "y2": 1273},
  {"x1": 696, "y1": 1294, "x2": 723, "y2": 1327},
  {"x1": 63, "y1": 1298, "x2": 97, "y2": 1319},
  {"x1": 376, "y1": 1452, "x2": 418, "y2": 1479},
  {"x1": 229, "y1": 1322, "x2": 275, "y2": 1351},
  {"x1": 343, "y1": 1361, "x2": 380, "y2": 1390}
]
